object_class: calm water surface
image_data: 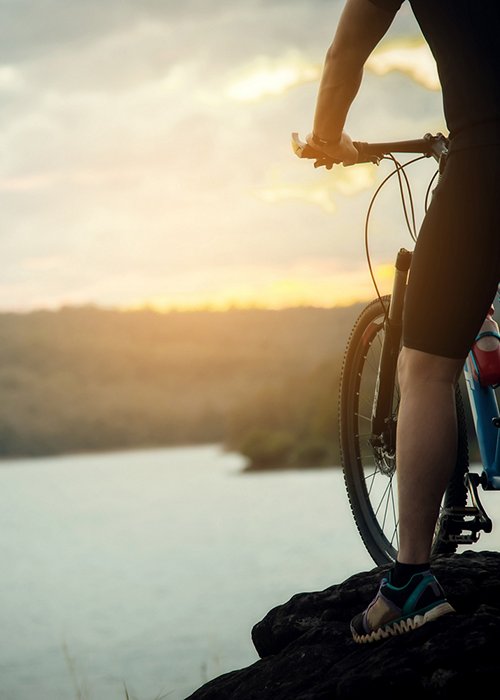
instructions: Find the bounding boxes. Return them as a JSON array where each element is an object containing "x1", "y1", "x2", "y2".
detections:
[{"x1": 1, "y1": 445, "x2": 498, "y2": 700}]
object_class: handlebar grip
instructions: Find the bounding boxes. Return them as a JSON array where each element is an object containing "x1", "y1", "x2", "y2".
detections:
[
  {"x1": 291, "y1": 132, "x2": 322, "y2": 159},
  {"x1": 291, "y1": 133, "x2": 379, "y2": 167},
  {"x1": 291, "y1": 132, "x2": 337, "y2": 169}
]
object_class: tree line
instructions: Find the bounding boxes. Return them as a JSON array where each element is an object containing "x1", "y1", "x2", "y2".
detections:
[{"x1": 0, "y1": 304, "x2": 477, "y2": 467}]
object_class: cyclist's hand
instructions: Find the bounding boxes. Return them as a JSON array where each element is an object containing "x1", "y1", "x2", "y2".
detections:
[{"x1": 306, "y1": 131, "x2": 358, "y2": 166}]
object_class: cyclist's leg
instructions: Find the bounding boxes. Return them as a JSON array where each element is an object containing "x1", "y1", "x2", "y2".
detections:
[{"x1": 395, "y1": 347, "x2": 463, "y2": 564}]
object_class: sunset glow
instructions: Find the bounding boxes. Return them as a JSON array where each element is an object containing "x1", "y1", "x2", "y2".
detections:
[
  {"x1": 0, "y1": 2, "x2": 444, "y2": 313},
  {"x1": 126, "y1": 262, "x2": 395, "y2": 312}
]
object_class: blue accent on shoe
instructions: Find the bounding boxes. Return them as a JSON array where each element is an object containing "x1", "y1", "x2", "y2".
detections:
[
  {"x1": 402, "y1": 574, "x2": 441, "y2": 616},
  {"x1": 350, "y1": 570, "x2": 455, "y2": 643}
]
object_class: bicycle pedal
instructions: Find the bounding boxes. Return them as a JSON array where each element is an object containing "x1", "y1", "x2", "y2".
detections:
[
  {"x1": 446, "y1": 533, "x2": 480, "y2": 545},
  {"x1": 438, "y1": 500, "x2": 492, "y2": 545},
  {"x1": 465, "y1": 472, "x2": 493, "y2": 533},
  {"x1": 443, "y1": 506, "x2": 480, "y2": 517},
  {"x1": 438, "y1": 511, "x2": 481, "y2": 544}
]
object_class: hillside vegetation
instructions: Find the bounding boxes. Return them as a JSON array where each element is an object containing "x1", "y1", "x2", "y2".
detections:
[{"x1": 0, "y1": 305, "x2": 365, "y2": 463}]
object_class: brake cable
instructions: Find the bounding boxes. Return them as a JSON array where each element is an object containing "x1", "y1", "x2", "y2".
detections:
[{"x1": 363, "y1": 155, "x2": 437, "y2": 314}]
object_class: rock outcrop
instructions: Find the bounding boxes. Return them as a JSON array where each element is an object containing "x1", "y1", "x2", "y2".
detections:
[{"x1": 187, "y1": 550, "x2": 500, "y2": 699}]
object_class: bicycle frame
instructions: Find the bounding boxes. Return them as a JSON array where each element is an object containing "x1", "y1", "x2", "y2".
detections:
[
  {"x1": 292, "y1": 130, "x2": 498, "y2": 543},
  {"x1": 463, "y1": 353, "x2": 500, "y2": 489}
]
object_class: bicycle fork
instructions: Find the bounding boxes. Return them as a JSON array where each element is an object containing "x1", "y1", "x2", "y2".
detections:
[{"x1": 370, "y1": 248, "x2": 412, "y2": 453}]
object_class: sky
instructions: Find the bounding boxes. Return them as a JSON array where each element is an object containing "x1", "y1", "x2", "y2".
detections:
[{"x1": 0, "y1": 0, "x2": 448, "y2": 311}]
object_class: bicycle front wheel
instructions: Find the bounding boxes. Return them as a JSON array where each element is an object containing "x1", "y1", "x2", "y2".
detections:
[{"x1": 339, "y1": 296, "x2": 468, "y2": 565}]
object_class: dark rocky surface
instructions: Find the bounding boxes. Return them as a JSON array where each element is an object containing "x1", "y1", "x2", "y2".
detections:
[{"x1": 186, "y1": 550, "x2": 500, "y2": 699}]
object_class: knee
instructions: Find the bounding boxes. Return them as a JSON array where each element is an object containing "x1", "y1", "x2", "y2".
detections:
[{"x1": 398, "y1": 347, "x2": 463, "y2": 390}]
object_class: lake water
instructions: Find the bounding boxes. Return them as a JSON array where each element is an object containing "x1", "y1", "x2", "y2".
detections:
[{"x1": 1, "y1": 445, "x2": 499, "y2": 700}]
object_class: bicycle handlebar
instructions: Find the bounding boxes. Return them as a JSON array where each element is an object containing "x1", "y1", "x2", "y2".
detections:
[{"x1": 291, "y1": 132, "x2": 449, "y2": 167}]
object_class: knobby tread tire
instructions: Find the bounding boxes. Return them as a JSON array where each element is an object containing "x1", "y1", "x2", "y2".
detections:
[{"x1": 339, "y1": 296, "x2": 469, "y2": 565}]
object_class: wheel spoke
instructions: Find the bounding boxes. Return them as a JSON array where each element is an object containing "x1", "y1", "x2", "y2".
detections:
[
  {"x1": 355, "y1": 412, "x2": 372, "y2": 423},
  {"x1": 374, "y1": 476, "x2": 393, "y2": 521}
]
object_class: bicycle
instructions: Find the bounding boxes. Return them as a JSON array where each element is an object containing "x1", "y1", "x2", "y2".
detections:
[{"x1": 292, "y1": 131, "x2": 496, "y2": 566}]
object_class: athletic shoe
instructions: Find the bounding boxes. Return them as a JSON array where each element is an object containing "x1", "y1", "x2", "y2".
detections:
[{"x1": 350, "y1": 570, "x2": 455, "y2": 643}]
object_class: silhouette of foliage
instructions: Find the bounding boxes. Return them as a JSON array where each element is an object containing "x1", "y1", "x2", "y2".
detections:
[{"x1": 0, "y1": 304, "x2": 361, "y2": 461}]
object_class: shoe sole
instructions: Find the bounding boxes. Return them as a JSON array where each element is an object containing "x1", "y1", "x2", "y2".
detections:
[{"x1": 351, "y1": 601, "x2": 455, "y2": 644}]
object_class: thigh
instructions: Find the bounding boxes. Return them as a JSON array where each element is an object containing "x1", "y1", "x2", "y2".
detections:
[{"x1": 403, "y1": 146, "x2": 500, "y2": 360}]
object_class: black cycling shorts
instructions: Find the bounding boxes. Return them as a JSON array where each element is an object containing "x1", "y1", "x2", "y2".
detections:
[{"x1": 403, "y1": 143, "x2": 500, "y2": 360}]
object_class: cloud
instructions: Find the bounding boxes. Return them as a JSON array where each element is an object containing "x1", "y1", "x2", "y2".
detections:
[
  {"x1": 257, "y1": 164, "x2": 376, "y2": 213},
  {"x1": 223, "y1": 34, "x2": 439, "y2": 107},
  {"x1": 0, "y1": 0, "x2": 445, "y2": 311},
  {"x1": 366, "y1": 39, "x2": 440, "y2": 91},
  {"x1": 0, "y1": 0, "x2": 187, "y2": 63},
  {"x1": 0, "y1": 0, "x2": 338, "y2": 67},
  {"x1": 0, "y1": 65, "x2": 24, "y2": 91},
  {"x1": 225, "y1": 51, "x2": 320, "y2": 102}
]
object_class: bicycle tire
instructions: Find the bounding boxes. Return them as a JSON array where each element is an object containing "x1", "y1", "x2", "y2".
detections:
[{"x1": 339, "y1": 295, "x2": 469, "y2": 565}]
